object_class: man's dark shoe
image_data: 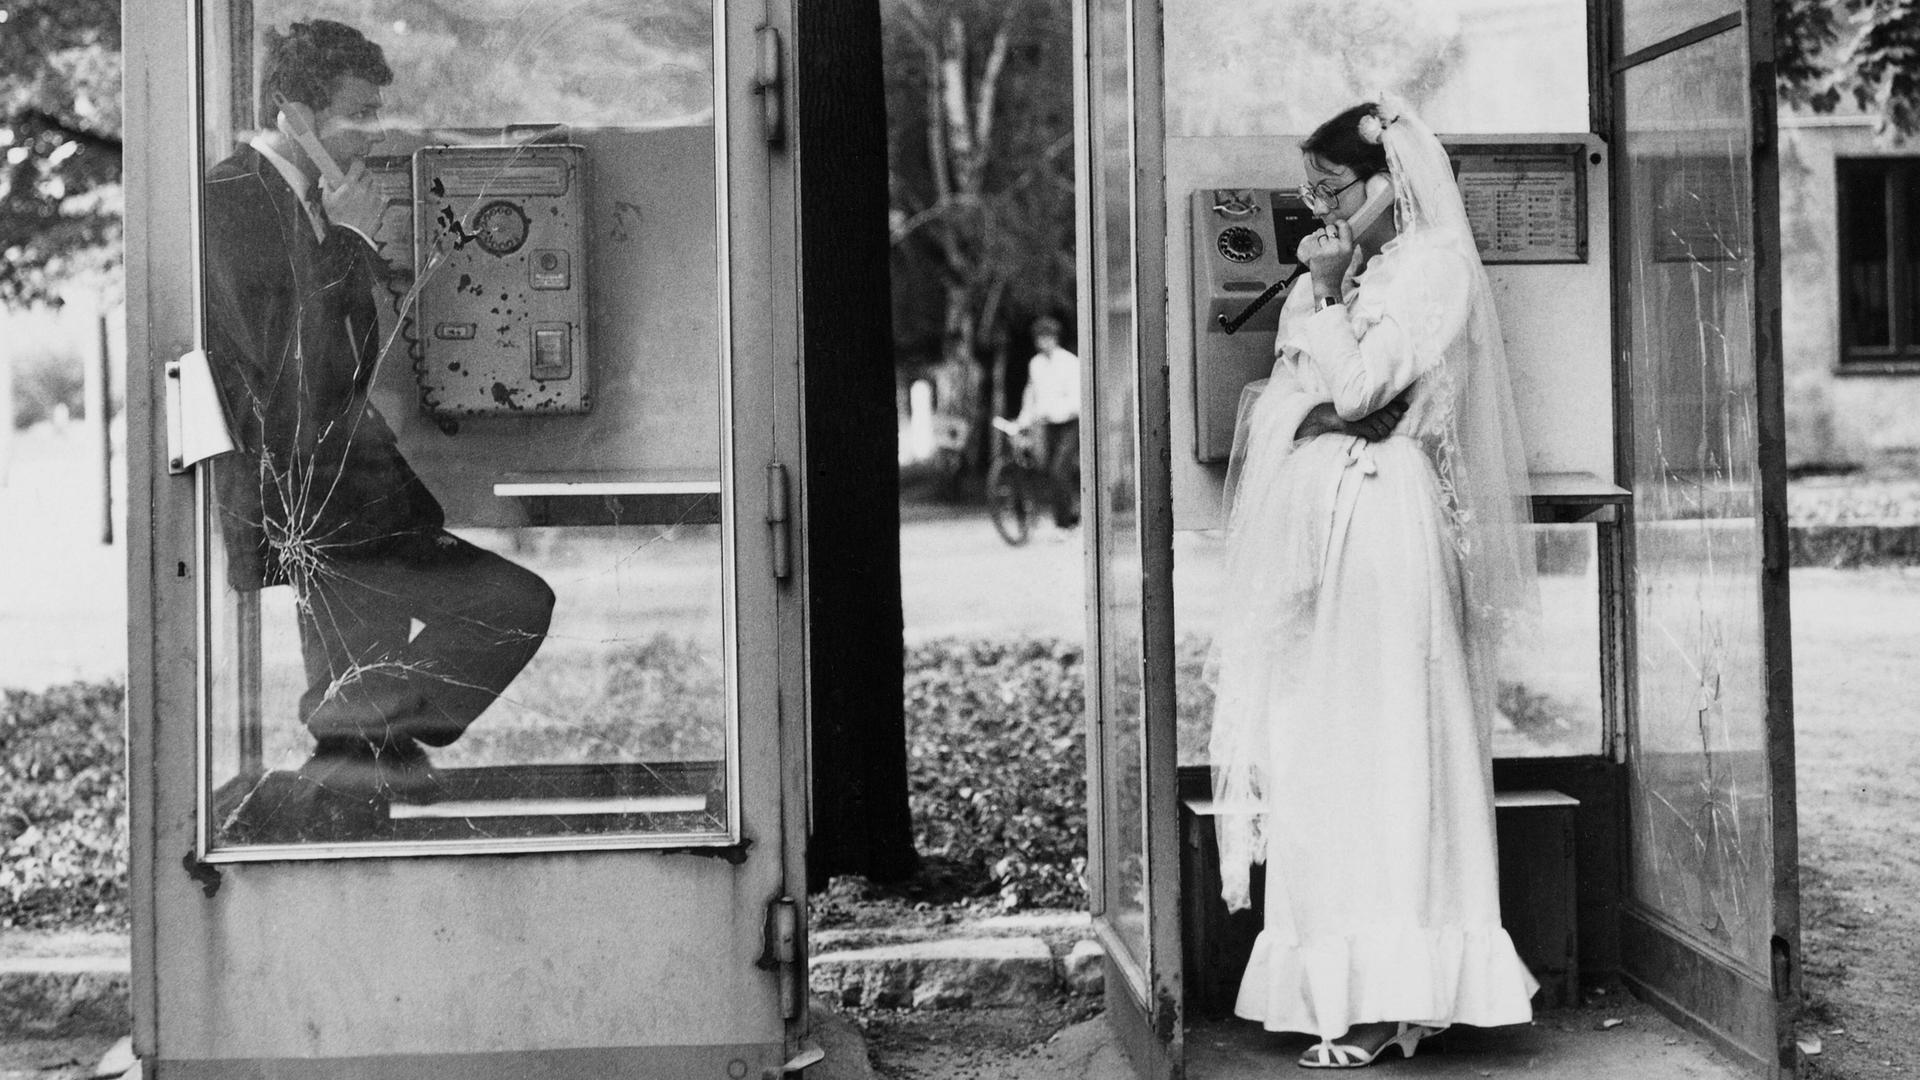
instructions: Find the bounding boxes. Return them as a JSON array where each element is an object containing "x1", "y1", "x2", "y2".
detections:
[{"x1": 299, "y1": 738, "x2": 443, "y2": 805}]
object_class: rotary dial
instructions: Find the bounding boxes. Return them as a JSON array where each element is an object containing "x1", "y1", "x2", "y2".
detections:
[
  {"x1": 1217, "y1": 226, "x2": 1263, "y2": 263},
  {"x1": 474, "y1": 200, "x2": 531, "y2": 257}
]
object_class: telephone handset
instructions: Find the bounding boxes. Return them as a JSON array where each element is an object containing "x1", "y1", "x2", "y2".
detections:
[
  {"x1": 273, "y1": 92, "x2": 349, "y2": 188},
  {"x1": 1344, "y1": 174, "x2": 1395, "y2": 236}
]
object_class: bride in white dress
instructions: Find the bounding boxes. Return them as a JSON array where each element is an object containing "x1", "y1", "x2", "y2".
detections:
[{"x1": 1207, "y1": 97, "x2": 1543, "y2": 1069}]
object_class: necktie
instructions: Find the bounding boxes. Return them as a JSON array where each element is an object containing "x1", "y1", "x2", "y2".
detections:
[{"x1": 302, "y1": 181, "x2": 330, "y2": 241}]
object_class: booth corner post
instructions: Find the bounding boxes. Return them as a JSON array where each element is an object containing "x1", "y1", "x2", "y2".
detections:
[
  {"x1": 792, "y1": 0, "x2": 919, "y2": 890},
  {"x1": 1744, "y1": 0, "x2": 1805, "y2": 1073}
]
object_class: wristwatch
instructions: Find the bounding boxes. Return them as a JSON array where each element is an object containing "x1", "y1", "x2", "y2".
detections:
[{"x1": 1315, "y1": 294, "x2": 1341, "y2": 311}]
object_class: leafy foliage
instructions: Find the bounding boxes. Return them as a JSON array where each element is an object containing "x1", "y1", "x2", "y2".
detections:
[
  {"x1": 885, "y1": 0, "x2": 1075, "y2": 478},
  {"x1": 0, "y1": 0, "x2": 123, "y2": 306},
  {"x1": 0, "y1": 681, "x2": 126, "y2": 929},
  {"x1": 904, "y1": 638, "x2": 1086, "y2": 910},
  {"x1": 1778, "y1": 0, "x2": 1920, "y2": 138}
]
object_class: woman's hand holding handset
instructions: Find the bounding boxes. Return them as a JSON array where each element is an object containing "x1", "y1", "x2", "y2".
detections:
[
  {"x1": 1297, "y1": 219, "x2": 1362, "y2": 300},
  {"x1": 1291, "y1": 170, "x2": 1407, "y2": 443},
  {"x1": 1296, "y1": 174, "x2": 1394, "y2": 301}
]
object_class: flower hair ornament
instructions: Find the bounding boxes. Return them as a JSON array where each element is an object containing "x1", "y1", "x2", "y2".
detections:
[{"x1": 1358, "y1": 97, "x2": 1403, "y2": 144}]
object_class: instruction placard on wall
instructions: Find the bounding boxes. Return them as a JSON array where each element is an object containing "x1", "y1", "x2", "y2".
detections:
[{"x1": 1451, "y1": 144, "x2": 1588, "y2": 264}]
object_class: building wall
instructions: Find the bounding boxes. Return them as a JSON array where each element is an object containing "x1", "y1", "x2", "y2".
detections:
[{"x1": 1779, "y1": 111, "x2": 1920, "y2": 472}]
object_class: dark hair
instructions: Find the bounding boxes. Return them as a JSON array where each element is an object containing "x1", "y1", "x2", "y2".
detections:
[
  {"x1": 260, "y1": 20, "x2": 392, "y2": 115},
  {"x1": 1031, "y1": 316, "x2": 1063, "y2": 338},
  {"x1": 1301, "y1": 104, "x2": 1388, "y2": 179}
]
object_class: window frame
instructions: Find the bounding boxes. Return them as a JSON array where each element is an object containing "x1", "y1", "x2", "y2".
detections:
[{"x1": 1836, "y1": 156, "x2": 1920, "y2": 375}]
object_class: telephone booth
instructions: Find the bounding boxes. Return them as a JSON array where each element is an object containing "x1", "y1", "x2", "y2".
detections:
[
  {"x1": 124, "y1": 1, "x2": 844, "y2": 1075},
  {"x1": 1075, "y1": 1, "x2": 1798, "y2": 1076}
]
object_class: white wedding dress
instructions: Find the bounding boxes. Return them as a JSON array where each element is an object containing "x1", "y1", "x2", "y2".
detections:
[{"x1": 1208, "y1": 228, "x2": 1539, "y2": 1038}]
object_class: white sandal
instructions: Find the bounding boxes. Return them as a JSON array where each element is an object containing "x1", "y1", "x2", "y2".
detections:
[{"x1": 1297, "y1": 1023, "x2": 1443, "y2": 1069}]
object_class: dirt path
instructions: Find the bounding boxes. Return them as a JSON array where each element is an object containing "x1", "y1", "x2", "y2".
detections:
[{"x1": 1789, "y1": 567, "x2": 1920, "y2": 1079}]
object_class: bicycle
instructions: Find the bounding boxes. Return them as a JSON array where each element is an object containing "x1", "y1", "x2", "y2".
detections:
[{"x1": 986, "y1": 417, "x2": 1049, "y2": 546}]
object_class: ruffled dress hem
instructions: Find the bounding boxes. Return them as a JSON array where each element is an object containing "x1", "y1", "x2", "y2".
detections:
[{"x1": 1234, "y1": 923, "x2": 1539, "y2": 1037}]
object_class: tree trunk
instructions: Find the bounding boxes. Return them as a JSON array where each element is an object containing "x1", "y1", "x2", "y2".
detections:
[{"x1": 797, "y1": 0, "x2": 919, "y2": 888}]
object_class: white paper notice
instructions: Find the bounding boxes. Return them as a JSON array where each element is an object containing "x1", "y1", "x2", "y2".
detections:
[{"x1": 1455, "y1": 149, "x2": 1585, "y2": 264}]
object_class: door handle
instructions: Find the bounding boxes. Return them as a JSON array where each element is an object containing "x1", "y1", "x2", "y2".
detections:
[{"x1": 165, "y1": 348, "x2": 236, "y2": 474}]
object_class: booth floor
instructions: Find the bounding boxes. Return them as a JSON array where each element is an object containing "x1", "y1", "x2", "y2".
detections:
[
  {"x1": 857, "y1": 992, "x2": 1753, "y2": 1079},
  {"x1": 1183, "y1": 1004, "x2": 1751, "y2": 1080}
]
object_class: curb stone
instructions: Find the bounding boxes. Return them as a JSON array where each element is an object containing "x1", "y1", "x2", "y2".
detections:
[
  {"x1": 0, "y1": 956, "x2": 131, "y2": 1038},
  {"x1": 0, "y1": 925, "x2": 1104, "y2": 1029},
  {"x1": 811, "y1": 934, "x2": 1104, "y2": 1010}
]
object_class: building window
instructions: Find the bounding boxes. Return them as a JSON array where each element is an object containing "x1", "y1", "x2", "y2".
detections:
[{"x1": 1837, "y1": 158, "x2": 1920, "y2": 372}]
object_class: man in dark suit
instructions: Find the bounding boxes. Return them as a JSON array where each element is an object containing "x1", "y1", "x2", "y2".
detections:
[{"x1": 204, "y1": 19, "x2": 553, "y2": 807}]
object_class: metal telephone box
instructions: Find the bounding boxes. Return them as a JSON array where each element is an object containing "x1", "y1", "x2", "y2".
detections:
[
  {"x1": 126, "y1": 2, "x2": 824, "y2": 1076},
  {"x1": 1078, "y1": 1, "x2": 1799, "y2": 1077}
]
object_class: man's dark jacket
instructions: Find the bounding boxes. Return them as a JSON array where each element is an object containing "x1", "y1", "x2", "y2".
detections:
[{"x1": 203, "y1": 144, "x2": 442, "y2": 591}]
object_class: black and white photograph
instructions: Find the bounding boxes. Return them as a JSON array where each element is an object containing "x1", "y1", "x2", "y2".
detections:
[{"x1": 1, "y1": 0, "x2": 1915, "y2": 1077}]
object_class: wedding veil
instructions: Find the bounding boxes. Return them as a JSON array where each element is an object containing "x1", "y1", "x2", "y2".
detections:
[{"x1": 1206, "y1": 95, "x2": 1542, "y2": 912}]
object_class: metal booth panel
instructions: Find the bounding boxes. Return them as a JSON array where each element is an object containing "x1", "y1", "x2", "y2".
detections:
[
  {"x1": 1612, "y1": 2, "x2": 1798, "y2": 1074},
  {"x1": 128, "y1": 0, "x2": 805, "y2": 1073},
  {"x1": 1078, "y1": 0, "x2": 1183, "y2": 1075}
]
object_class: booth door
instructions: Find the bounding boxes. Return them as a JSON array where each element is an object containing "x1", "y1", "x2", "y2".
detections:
[
  {"x1": 1078, "y1": 0, "x2": 1184, "y2": 1076},
  {"x1": 128, "y1": 2, "x2": 809, "y2": 1076},
  {"x1": 1612, "y1": 1, "x2": 1799, "y2": 1074}
]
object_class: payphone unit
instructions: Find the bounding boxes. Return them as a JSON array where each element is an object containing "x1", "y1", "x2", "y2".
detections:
[
  {"x1": 411, "y1": 144, "x2": 592, "y2": 417},
  {"x1": 1188, "y1": 188, "x2": 1320, "y2": 463}
]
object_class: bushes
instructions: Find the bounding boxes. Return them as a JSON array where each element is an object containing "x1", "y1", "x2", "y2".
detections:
[
  {"x1": 4, "y1": 640, "x2": 1093, "y2": 928},
  {"x1": 905, "y1": 639, "x2": 1086, "y2": 910},
  {"x1": 0, "y1": 681, "x2": 127, "y2": 929}
]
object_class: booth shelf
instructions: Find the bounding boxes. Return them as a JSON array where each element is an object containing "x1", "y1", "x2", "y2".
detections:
[
  {"x1": 1528, "y1": 471, "x2": 1630, "y2": 524},
  {"x1": 492, "y1": 471, "x2": 724, "y2": 526}
]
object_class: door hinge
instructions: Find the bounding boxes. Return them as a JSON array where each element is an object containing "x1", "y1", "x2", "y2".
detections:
[
  {"x1": 766, "y1": 463, "x2": 793, "y2": 581},
  {"x1": 757, "y1": 895, "x2": 804, "y2": 1020},
  {"x1": 752, "y1": 24, "x2": 786, "y2": 148}
]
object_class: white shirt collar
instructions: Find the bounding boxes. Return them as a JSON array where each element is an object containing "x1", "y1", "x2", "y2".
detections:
[{"x1": 248, "y1": 135, "x2": 327, "y2": 239}]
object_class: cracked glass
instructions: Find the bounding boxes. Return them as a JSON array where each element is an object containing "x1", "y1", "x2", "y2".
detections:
[
  {"x1": 1621, "y1": 27, "x2": 1772, "y2": 970},
  {"x1": 195, "y1": 1, "x2": 731, "y2": 853}
]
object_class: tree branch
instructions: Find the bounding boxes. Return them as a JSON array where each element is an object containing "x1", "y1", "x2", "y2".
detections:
[
  {"x1": 971, "y1": 8, "x2": 1016, "y2": 169},
  {"x1": 16, "y1": 109, "x2": 123, "y2": 157}
]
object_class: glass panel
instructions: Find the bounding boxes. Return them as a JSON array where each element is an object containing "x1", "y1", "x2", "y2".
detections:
[
  {"x1": 1621, "y1": 29, "x2": 1771, "y2": 971},
  {"x1": 1620, "y1": 0, "x2": 1738, "y2": 58},
  {"x1": 1837, "y1": 162, "x2": 1891, "y2": 350},
  {"x1": 1163, "y1": 0, "x2": 1588, "y2": 137},
  {"x1": 197, "y1": 2, "x2": 730, "y2": 851},
  {"x1": 1496, "y1": 525, "x2": 1605, "y2": 757},
  {"x1": 1089, "y1": 0, "x2": 1150, "y2": 973},
  {"x1": 1177, "y1": 524, "x2": 1604, "y2": 763}
]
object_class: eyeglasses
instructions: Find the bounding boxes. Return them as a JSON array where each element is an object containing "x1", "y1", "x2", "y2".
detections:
[{"x1": 1299, "y1": 174, "x2": 1363, "y2": 215}]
